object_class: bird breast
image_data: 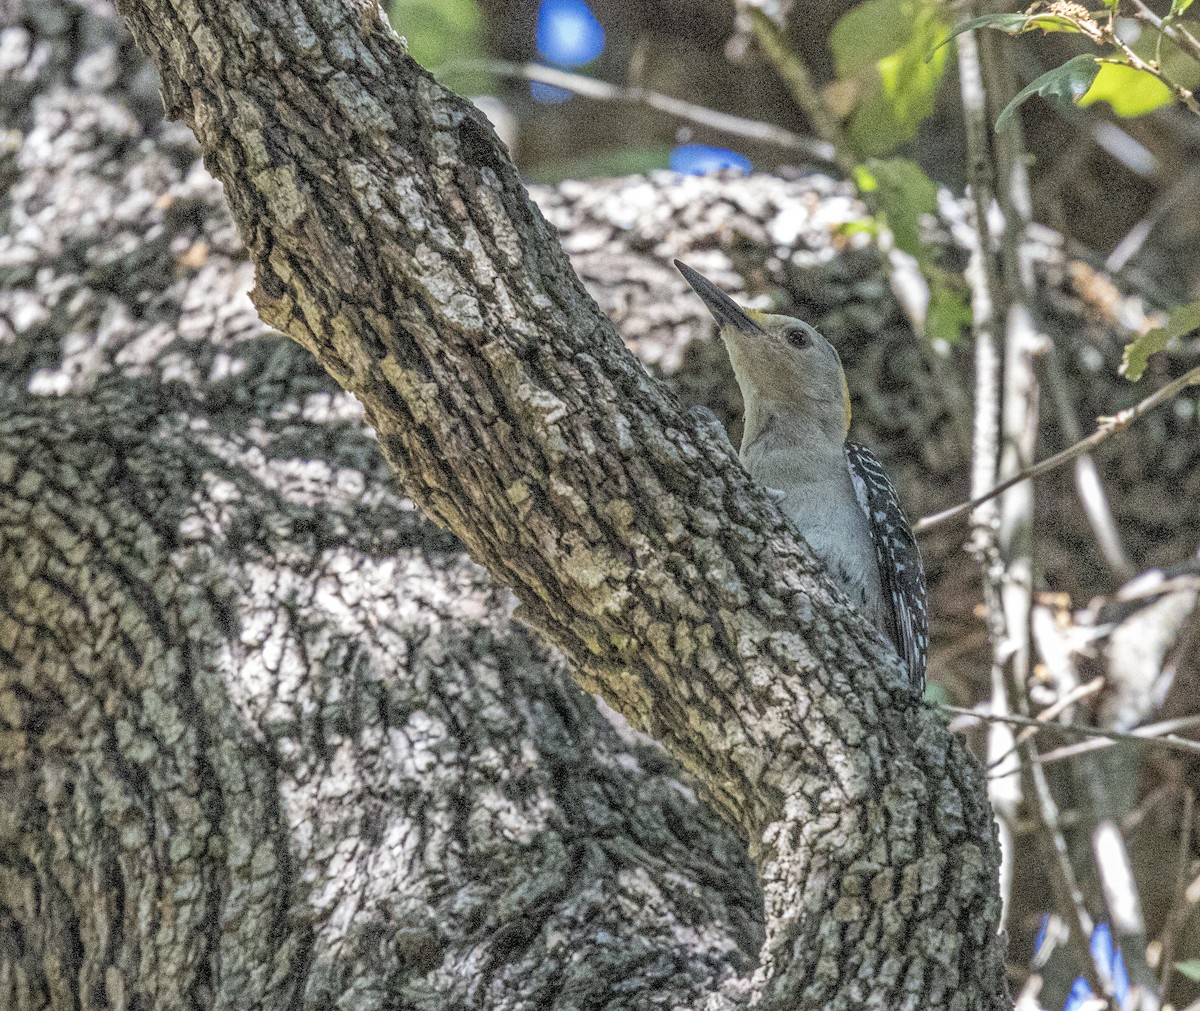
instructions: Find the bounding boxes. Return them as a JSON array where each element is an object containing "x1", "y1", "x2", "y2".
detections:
[{"x1": 748, "y1": 451, "x2": 889, "y2": 633}]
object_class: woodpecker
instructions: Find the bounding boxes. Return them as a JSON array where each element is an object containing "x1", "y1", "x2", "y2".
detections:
[{"x1": 676, "y1": 260, "x2": 927, "y2": 692}]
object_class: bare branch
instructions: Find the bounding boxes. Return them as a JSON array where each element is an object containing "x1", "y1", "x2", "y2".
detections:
[
  {"x1": 1101, "y1": 29, "x2": 1200, "y2": 120},
  {"x1": 1159, "y1": 787, "x2": 1196, "y2": 1006},
  {"x1": 917, "y1": 363, "x2": 1200, "y2": 533},
  {"x1": 986, "y1": 677, "x2": 1105, "y2": 771},
  {"x1": 439, "y1": 59, "x2": 839, "y2": 165},
  {"x1": 740, "y1": 6, "x2": 857, "y2": 176},
  {"x1": 955, "y1": 15, "x2": 1022, "y2": 936},
  {"x1": 1128, "y1": 0, "x2": 1200, "y2": 71},
  {"x1": 948, "y1": 708, "x2": 1200, "y2": 759},
  {"x1": 1040, "y1": 344, "x2": 1134, "y2": 580},
  {"x1": 1023, "y1": 736, "x2": 1109, "y2": 1002}
]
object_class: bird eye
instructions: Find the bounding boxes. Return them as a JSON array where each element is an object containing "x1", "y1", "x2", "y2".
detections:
[{"x1": 786, "y1": 325, "x2": 812, "y2": 349}]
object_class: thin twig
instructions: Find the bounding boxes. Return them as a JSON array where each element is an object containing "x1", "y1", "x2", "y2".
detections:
[
  {"x1": 1123, "y1": 782, "x2": 1174, "y2": 835},
  {"x1": 740, "y1": 7, "x2": 857, "y2": 176},
  {"x1": 1041, "y1": 713, "x2": 1200, "y2": 759},
  {"x1": 987, "y1": 677, "x2": 1105, "y2": 771},
  {"x1": 1102, "y1": 29, "x2": 1200, "y2": 120},
  {"x1": 1032, "y1": 715, "x2": 1200, "y2": 763},
  {"x1": 1041, "y1": 343, "x2": 1133, "y2": 580},
  {"x1": 438, "y1": 59, "x2": 840, "y2": 165},
  {"x1": 1040, "y1": 716, "x2": 1200, "y2": 763},
  {"x1": 1113, "y1": 572, "x2": 1200, "y2": 604},
  {"x1": 946, "y1": 708, "x2": 1200, "y2": 759},
  {"x1": 1160, "y1": 787, "x2": 1196, "y2": 1006},
  {"x1": 1107, "y1": 163, "x2": 1200, "y2": 274},
  {"x1": 1128, "y1": 0, "x2": 1200, "y2": 67},
  {"x1": 1023, "y1": 735, "x2": 1109, "y2": 1002},
  {"x1": 916, "y1": 363, "x2": 1200, "y2": 532}
]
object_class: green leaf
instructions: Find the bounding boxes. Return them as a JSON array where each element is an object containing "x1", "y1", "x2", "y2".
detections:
[
  {"x1": 391, "y1": 0, "x2": 485, "y2": 69},
  {"x1": 996, "y1": 55, "x2": 1101, "y2": 131},
  {"x1": 855, "y1": 157, "x2": 938, "y2": 258},
  {"x1": 832, "y1": 0, "x2": 911, "y2": 78},
  {"x1": 834, "y1": 0, "x2": 950, "y2": 157},
  {"x1": 1171, "y1": 0, "x2": 1195, "y2": 16},
  {"x1": 929, "y1": 12, "x2": 1086, "y2": 60},
  {"x1": 1176, "y1": 960, "x2": 1200, "y2": 982},
  {"x1": 1080, "y1": 62, "x2": 1173, "y2": 116},
  {"x1": 927, "y1": 283, "x2": 972, "y2": 345},
  {"x1": 1122, "y1": 300, "x2": 1200, "y2": 380}
]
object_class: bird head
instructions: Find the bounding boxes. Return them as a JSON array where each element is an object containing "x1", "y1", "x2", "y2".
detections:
[{"x1": 675, "y1": 260, "x2": 851, "y2": 441}]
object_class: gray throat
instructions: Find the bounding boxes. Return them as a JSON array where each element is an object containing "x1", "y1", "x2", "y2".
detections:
[{"x1": 739, "y1": 402, "x2": 847, "y2": 480}]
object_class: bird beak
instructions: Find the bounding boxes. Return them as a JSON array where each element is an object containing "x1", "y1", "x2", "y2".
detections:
[{"x1": 674, "y1": 260, "x2": 765, "y2": 336}]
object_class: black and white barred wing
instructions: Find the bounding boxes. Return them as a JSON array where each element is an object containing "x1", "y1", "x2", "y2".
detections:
[{"x1": 845, "y1": 442, "x2": 928, "y2": 693}]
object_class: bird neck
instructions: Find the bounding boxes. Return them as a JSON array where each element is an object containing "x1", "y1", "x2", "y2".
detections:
[{"x1": 739, "y1": 397, "x2": 849, "y2": 479}]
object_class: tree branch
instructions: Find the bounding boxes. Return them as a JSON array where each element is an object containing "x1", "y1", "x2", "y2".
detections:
[
  {"x1": 916, "y1": 363, "x2": 1200, "y2": 533},
  {"x1": 109, "y1": 0, "x2": 1009, "y2": 1005},
  {"x1": 948, "y1": 708, "x2": 1200, "y2": 760},
  {"x1": 439, "y1": 58, "x2": 839, "y2": 165}
]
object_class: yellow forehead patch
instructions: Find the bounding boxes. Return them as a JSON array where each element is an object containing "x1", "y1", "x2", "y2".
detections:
[{"x1": 745, "y1": 308, "x2": 767, "y2": 323}]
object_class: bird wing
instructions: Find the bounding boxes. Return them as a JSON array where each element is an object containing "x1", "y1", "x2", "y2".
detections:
[{"x1": 845, "y1": 442, "x2": 928, "y2": 693}]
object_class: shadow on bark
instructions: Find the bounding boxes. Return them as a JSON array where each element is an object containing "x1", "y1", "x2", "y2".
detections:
[{"x1": 0, "y1": 12, "x2": 759, "y2": 1004}]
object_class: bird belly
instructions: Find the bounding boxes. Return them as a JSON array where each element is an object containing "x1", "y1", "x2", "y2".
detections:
[{"x1": 778, "y1": 488, "x2": 888, "y2": 633}]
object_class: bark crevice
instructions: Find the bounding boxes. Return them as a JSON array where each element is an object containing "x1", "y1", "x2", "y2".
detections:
[
  {"x1": 21, "y1": 1, "x2": 1175, "y2": 1005},
  {"x1": 90, "y1": 0, "x2": 1010, "y2": 1005}
]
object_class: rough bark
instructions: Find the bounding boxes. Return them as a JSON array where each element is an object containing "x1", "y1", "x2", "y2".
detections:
[
  {"x1": 59, "y1": 0, "x2": 1016, "y2": 1007},
  {"x1": 0, "y1": 26, "x2": 764, "y2": 1009},
  {"x1": 5, "y1": 0, "x2": 1200, "y2": 1006}
]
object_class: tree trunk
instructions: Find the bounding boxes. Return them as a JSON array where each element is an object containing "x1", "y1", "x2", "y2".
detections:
[
  {"x1": 0, "y1": 1, "x2": 1017, "y2": 1007},
  {"x1": 0, "y1": 13, "x2": 761, "y2": 1006},
  {"x1": 104, "y1": 0, "x2": 1009, "y2": 1006}
]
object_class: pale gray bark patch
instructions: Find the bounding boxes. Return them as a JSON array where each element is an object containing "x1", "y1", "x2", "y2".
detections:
[
  {"x1": 93, "y1": 0, "x2": 1013, "y2": 1005},
  {"x1": 5, "y1": 2, "x2": 1193, "y2": 1007},
  {"x1": 0, "y1": 16, "x2": 762, "y2": 1007}
]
